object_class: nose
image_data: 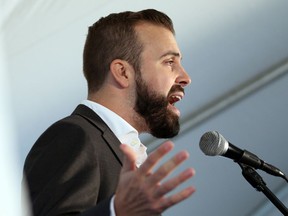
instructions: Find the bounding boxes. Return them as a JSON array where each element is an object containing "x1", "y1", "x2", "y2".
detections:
[{"x1": 176, "y1": 65, "x2": 191, "y2": 87}]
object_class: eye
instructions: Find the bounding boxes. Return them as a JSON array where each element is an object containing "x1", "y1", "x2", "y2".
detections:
[{"x1": 166, "y1": 59, "x2": 174, "y2": 66}]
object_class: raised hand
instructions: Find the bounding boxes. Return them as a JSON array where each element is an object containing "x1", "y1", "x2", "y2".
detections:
[{"x1": 114, "y1": 141, "x2": 195, "y2": 216}]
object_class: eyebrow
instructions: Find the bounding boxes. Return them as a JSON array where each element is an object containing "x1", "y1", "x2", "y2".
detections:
[{"x1": 160, "y1": 51, "x2": 182, "y2": 60}]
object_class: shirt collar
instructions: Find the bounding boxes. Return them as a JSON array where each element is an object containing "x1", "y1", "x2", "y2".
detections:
[
  {"x1": 81, "y1": 99, "x2": 147, "y2": 167},
  {"x1": 81, "y1": 99, "x2": 139, "y2": 144}
]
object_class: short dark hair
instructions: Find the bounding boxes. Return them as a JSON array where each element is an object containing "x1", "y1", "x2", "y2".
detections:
[{"x1": 83, "y1": 9, "x2": 175, "y2": 94}]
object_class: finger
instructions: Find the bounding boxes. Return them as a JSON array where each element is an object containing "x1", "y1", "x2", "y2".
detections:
[
  {"x1": 139, "y1": 141, "x2": 174, "y2": 175},
  {"x1": 146, "y1": 150, "x2": 190, "y2": 186},
  {"x1": 159, "y1": 186, "x2": 196, "y2": 212},
  {"x1": 153, "y1": 168, "x2": 195, "y2": 198},
  {"x1": 120, "y1": 144, "x2": 137, "y2": 173}
]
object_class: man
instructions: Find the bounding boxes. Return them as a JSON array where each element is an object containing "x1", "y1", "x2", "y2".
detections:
[{"x1": 23, "y1": 9, "x2": 195, "y2": 216}]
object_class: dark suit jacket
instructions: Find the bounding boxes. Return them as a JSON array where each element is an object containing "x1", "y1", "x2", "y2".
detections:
[{"x1": 23, "y1": 104, "x2": 124, "y2": 216}]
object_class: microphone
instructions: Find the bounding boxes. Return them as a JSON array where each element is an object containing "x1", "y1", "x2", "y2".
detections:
[{"x1": 199, "y1": 131, "x2": 288, "y2": 181}]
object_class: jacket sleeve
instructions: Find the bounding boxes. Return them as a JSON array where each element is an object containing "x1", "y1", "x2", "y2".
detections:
[
  {"x1": 23, "y1": 119, "x2": 114, "y2": 216},
  {"x1": 81, "y1": 196, "x2": 112, "y2": 216}
]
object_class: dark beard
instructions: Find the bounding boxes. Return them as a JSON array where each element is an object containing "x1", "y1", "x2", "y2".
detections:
[{"x1": 134, "y1": 75, "x2": 182, "y2": 138}]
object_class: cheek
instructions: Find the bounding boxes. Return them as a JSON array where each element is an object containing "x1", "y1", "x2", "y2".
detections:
[
  {"x1": 141, "y1": 66, "x2": 176, "y2": 94},
  {"x1": 153, "y1": 76, "x2": 175, "y2": 93}
]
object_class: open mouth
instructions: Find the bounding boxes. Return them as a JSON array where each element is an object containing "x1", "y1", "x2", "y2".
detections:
[{"x1": 168, "y1": 93, "x2": 183, "y2": 106}]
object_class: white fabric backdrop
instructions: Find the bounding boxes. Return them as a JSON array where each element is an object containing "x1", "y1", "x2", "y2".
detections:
[{"x1": 1, "y1": 1, "x2": 30, "y2": 215}]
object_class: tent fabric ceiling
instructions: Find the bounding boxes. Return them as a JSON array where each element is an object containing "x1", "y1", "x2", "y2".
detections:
[
  {"x1": 3, "y1": 0, "x2": 110, "y2": 57},
  {"x1": 2, "y1": 0, "x2": 288, "y2": 215}
]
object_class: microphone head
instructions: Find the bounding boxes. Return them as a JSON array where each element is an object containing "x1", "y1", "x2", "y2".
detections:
[{"x1": 199, "y1": 131, "x2": 229, "y2": 156}]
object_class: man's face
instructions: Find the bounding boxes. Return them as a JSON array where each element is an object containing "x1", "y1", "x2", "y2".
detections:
[
  {"x1": 133, "y1": 23, "x2": 191, "y2": 138},
  {"x1": 135, "y1": 74, "x2": 185, "y2": 138}
]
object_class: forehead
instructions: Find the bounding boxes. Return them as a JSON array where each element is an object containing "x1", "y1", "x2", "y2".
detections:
[{"x1": 135, "y1": 23, "x2": 182, "y2": 59}]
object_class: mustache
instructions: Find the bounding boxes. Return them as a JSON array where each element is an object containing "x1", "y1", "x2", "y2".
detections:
[{"x1": 168, "y1": 85, "x2": 185, "y2": 95}]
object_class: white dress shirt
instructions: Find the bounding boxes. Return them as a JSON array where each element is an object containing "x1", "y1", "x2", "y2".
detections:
[{"x1": 81, "y1": 100, "x2": 147, "y2": 215}]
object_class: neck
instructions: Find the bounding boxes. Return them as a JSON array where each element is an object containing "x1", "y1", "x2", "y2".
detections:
[{"x1": 88, "y1": 92, "x2": 148, "y2": 133}]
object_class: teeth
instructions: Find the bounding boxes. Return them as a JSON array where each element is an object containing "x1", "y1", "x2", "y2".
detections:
[
  {"x1": 171, "y1": 95, "x2": 182, "y2": 101},
  {"x1": 175, "y1": 95, "x2": 182, "y2": 101},
  {"x1": 168, "y1": 93, "x2": 183, "y2": 105},
  {"x1": 168, "y1": 95, "x2": 182, "y2": 106}
]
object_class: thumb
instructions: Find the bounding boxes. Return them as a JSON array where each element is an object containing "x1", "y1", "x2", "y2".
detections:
[{"x1": 120, "y1": 144, "x2": 137, "y2": 173}]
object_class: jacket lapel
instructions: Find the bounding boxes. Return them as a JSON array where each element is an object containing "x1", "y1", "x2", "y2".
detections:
[{"x1": 71, "y1": 104, "x2": 124, "y2": 166}]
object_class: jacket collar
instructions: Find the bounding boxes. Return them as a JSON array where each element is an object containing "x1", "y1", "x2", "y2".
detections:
[{"x1": 71, "y1": 104, "x2": 124, "y2": 166}]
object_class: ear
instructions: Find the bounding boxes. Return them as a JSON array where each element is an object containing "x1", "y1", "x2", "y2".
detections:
[{"x1": 110, "y1": 59, "x2": 133, "y2": 88}]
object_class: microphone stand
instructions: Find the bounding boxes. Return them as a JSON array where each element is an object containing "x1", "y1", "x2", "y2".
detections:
[{"x1": 238, "y1": 163, "x2": 288, "y2": 215}]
